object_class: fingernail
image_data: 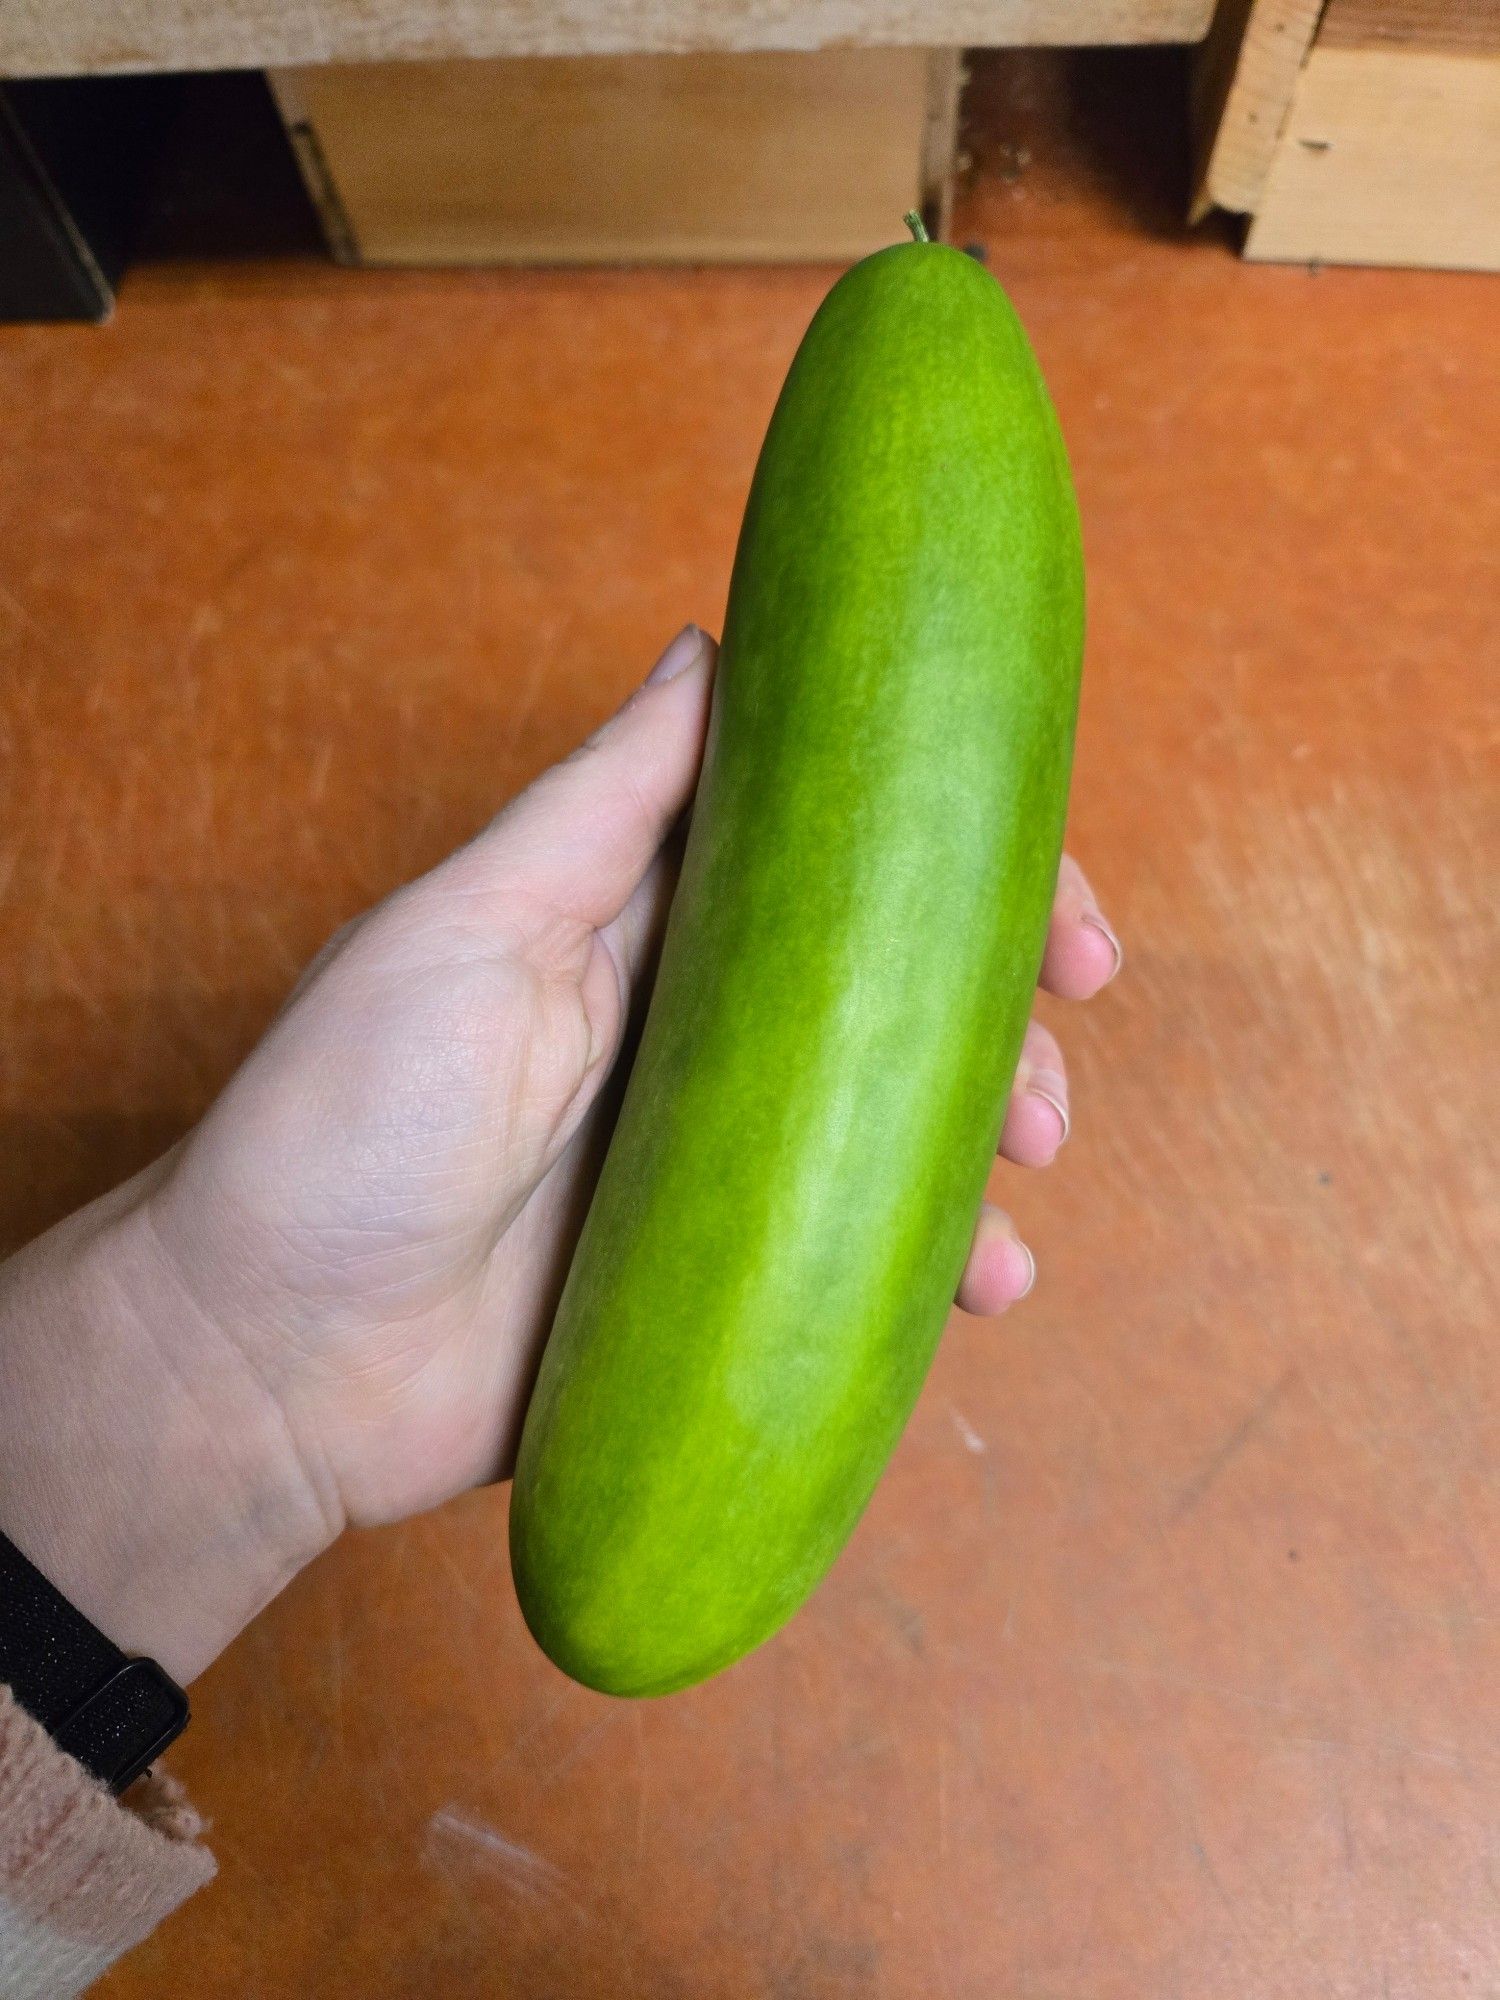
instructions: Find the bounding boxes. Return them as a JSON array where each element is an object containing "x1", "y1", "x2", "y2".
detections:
[
  {"x1": 1081, "y1": 911, "x2": 1123, "y2": 981},
  {"x1": 1027, "y1": 1068, "x2": 1070, "y2": 1146},
  {"x1": 646, "y1": 624, "x2": 706, "y2": 686},
  {"x1": 1013, "y1": 1237, "x2": 1037, "y2": 1300},
  {"x1": 989, "y1": 1208, "x2": 1037, "y2": 1305}
]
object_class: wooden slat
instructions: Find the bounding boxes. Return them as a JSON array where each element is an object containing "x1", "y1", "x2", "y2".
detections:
[
  {"x1": 0, "y1": 0, "x2": 1216, "y2": 82},
  {"x1": 1189, "y1": 0, "x2": 1323, "y2": 220},
  {"x1": 1245, "y1": 43, "x2": 1500, "y2": 268},
  {"x1": 273, "y1": 50, "x2": 948, "y2": 267},
  {"x1": 920, "y1": 50, "x2": 968, "y2": 243},
  {"x1": 1320, "y1": 0, "x2": 1500, "y2": 55}
]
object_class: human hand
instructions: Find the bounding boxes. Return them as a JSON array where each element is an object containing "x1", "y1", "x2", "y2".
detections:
[{"x1": 0, "y1": 625, "x2": 1119, "y2": 1682}]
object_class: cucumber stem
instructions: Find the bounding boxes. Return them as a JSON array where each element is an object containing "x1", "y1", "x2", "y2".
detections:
[{"x1": 903, "y1": 210, "x2": 931, "y2": 244}]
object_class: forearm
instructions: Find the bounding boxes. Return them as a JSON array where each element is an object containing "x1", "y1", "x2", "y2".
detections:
[{"x1": 0, "y1": 1174, "x2": 337, "y2": 1686}]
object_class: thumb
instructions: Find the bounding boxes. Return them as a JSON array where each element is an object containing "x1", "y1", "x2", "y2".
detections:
[{"x1": 454, "y1": 625, "x2": 716, "y2": 940}]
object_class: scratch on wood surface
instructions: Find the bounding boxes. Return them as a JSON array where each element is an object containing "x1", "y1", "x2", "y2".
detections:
[
  {"x1": 497, "y1": 1682, "x2": 578, "y2": 1770},
  {"x1": 174, "y1": 597, "x2": 219, "y2": 679},
  {"x1": 308, "y1": 737, "x2": 335, "y2": 805},
  {"x1": 1161, "y1": 1759, "x2": 1246, "y2": 1935},
  {"x1": 545, "y1": 1709, "x2": 621, "y2": 1781},
  {"x1": 208, "y1": 1830, "x2": 270, "y2": 1888},
  {"x1": 776, "y1": 1616, "x2": 821, "y2": 1706},
  {"x1": 1338, "y1": 1780, "x2": 1357, "y2": 1868},
  {"x1": 325, "y1": 1601, "x2": 348, "y2": 1759},
  {"x1": 949, "y1": 1404, "x2": 988, "y2": 1454},
  {"x1": 424, "y1": 1805, "x2": 567, "y2": 1904},
  {"x1": 1106, "y1": 778, "x2": 1498, "y2": 1405},
  {"x1": 1168, "y1": 1368, "x2": 1295, "y2": 1522},
  {"x1": 1075, "y1": 1655, "x2": 1487, "y2": 1770},
  {"x1": 431, "y1": 1534, "x2": 483, "y2": 1617},
  {"x1": 631, "y1": 1706, "x2": 648, "y2": 1865},
  {"x1": 1076, "y1": 1649, "x2": 1330, "y2": 1712},
  {"x1": 1279, "y1": 1731, "x2": 1472, "y2": 1772}
]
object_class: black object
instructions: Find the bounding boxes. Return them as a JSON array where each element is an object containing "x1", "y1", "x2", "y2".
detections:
[
  {"x1": 0, "y1": 71, "x2": 323, "y2": 324},
  {"x1": 0, "y1": 74, "x2": 182, "y2": 323},
  {"x1": 0, "y1": 1530, "x2": 188, "y2": 1794},
  {"x1": 133, "y1": 71, "x2": 322, "y2": 262},
  {"x1": 0, "y1": 88, "x2": 114, "y2": 321}
]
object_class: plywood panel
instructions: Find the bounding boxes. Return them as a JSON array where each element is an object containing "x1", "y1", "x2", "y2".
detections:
[
  {"x1": 1189, "y1": 0, "x2": 1323, "y2": 219},
  {"x1": 1246, "y1": 45, "x2": 1500, "y2": 268},
  {"x1": 0, "y1": 0, "x2": 1216, "y2": 83},
  {"x1": 273, "y1": 50, "x2": 944, "y2": 266}
]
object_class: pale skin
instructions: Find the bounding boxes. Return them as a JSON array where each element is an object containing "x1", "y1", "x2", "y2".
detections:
[{"x1": 0, "y1": 627, "x2": 1121, "y2": 1688}]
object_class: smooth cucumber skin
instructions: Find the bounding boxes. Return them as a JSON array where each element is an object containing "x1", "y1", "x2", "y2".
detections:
[{"x1": 510, "y1": 239, "x2": 1084, "y2": 1696}]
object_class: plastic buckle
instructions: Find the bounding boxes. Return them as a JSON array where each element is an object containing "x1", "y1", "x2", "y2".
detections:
[{"x1": 53, "y1": 1657, "x2": 191, "y2": 1795}]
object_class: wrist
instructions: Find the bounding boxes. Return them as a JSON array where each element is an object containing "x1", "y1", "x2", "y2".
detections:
[{"x1": 0, "y1": 1178, "x2": 341, "y2": 1685}]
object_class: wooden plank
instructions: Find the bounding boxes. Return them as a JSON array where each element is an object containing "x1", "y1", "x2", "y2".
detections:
[
  {"x1": 920, "y1": 49, "x2": 968, "y2": 244},
  {"x1": 1320, "y1": 0, "x2": 1500, "y2": 55},
  {"x1": 1246, "y1": 44, "x2": 1500, "y2": 268},
  {"x1": 273, "y1": 50, "x2": 949, "y2": 267},
  {"x1": 0, "y1": 0, "x2": 1216, "y2": 82},
  {"x1": 1189, "y1": 0, "x2": 1323, "y2": 220}
]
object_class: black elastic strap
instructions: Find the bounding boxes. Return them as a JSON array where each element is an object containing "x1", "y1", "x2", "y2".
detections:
[{"x1": 0, "y1": 1531, "x2": 188, "y2": 1794}]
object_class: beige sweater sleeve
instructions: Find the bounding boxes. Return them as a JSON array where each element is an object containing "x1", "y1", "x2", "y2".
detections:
[{"x1": 0, "y1": 1685, "x2": 214, "y2": 1998}]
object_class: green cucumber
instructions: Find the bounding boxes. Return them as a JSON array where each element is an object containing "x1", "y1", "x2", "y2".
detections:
[{"x1": 510, "y1": 225, "x2": 1084, "y2": 1696}]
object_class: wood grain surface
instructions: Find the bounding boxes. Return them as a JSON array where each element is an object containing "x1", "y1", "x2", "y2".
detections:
[
  {"x1": 1245, "y1": 43, "x2": 1500, "y2": 270},
  {"x1": 1192, "y1": 0, "x2": 1500, "y2": 230},
  {"x1": 0, "y1": 0, "x2": 1214, "y2": 81},
  {"x1": 0, "y1": 49, "x2": 1496, "y2": 2000},
  {"x1": 1189, "y1": 0, "x2": 1324, "y2": 218},
  {"x1": 270, "y1": 50, "x2": 943, "y2": 267},
  {"x1": 1320, "y1": 0, "x2": 1500, "y2": 55}
]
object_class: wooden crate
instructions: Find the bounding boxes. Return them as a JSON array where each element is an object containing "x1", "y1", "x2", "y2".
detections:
[
  {"x1": 1193, "y1": 0, "x2": 1500, "y2": 270},
  {"x1": 271, "y1": 49, "x2": 962, "y2": 266}
]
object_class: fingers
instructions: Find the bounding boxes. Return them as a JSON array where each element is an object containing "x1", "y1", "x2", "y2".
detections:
[
  {"x1": 961, "y1": 854, "x2": 1121, "y2": 1317},
  {"x1": 447, "y1": 626, "x2": 716, "y2": 949},
  {"x1": 955, "y1": 1202, "x2": 1035, "y2": 1316},
  {"x1": 1039, "y1": 854, "x2": 1122, "y2": 1001},
  {"x1": 999, "y1": 1017, "x2": 1069, "y2": 1167}
]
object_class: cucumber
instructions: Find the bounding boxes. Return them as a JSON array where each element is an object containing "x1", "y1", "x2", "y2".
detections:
[{"x1": 510, "y1": 223, "x2": 1084, "y2": 1696}]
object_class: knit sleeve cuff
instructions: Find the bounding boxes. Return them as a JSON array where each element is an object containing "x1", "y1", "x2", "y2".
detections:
[{"x1": 0, "y1": 1683, "x2": 215, "y2": 1999}]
